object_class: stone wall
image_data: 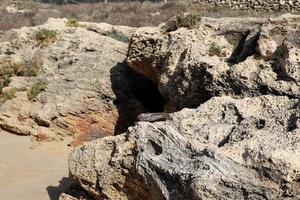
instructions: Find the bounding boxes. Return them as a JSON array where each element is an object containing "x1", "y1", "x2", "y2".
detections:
[{"x1": 200, "y1": 0, "x2": 300, "y2": 11}]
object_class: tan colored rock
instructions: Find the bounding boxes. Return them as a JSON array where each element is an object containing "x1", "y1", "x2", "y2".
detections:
[
  {"x1": 68, "y1": 95, "x2": 300, "y2": 199},
  {"x1": 257, "y1": 34, "x2": 277, "y2": 58},
  {"x1": 126, "y1": 27, "x2": 166, "y2": 83},
  {"x1": 279, "y1": 41, "x2": 300, "y2": 81},
  {"x1": 127, "y1": 14, "x2": 300, "y2": 111},
  {"x1": 0, "y1": 18, "x2": 149, "y2": 143},
  {"x1": 66, "y1": 14, "x2": 300, "y2": 199},
  {"x1": 59, "y1": 193, "x2": 78, "y2": 200}
]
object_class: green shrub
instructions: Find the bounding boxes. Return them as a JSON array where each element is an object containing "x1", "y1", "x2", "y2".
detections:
[
  {"x1": 0, "y1": 61, "x2": 40, "y2": 93},
  {"x1": 35, "y1": 29, "x2": 58, "y2": 47},
  {"x1": 107, "y1": 32, "x2": 129, "y2": 43},
  {"x1": 0, "y1": 63, "x2": 15, "y2": 89},
  {"x1": 208, "y1": 42, "x2": 222, "y2": 57},
  {"x1": 65, "y1": 18, "x2": 86, "y2": 28},
  {"x1": 162, "y1": 13, "x2": 201, "y2": 33},
  {"x1": 27, "y1": 80, "x2": 48, "y2": 101},
  {"x1": 3, "y1": 76, "x2": 11, "y2": 87},
  {"x1": 0, "y1": 61, "x2": 41, "y2": 93},
  {"x1": 13, "y1": 63, "x2": 40, "y2": 77},
  {"x1": 0, "y1": 76, "x2": 11, "y2": 93},
  {"x1": 0, "y1": 88, "x2": 16, "y2": 105}
]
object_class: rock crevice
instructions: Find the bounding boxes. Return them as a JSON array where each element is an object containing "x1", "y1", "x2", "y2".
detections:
[{"x1": 66, "y1": 14, "x2": 300, "y2": 200}]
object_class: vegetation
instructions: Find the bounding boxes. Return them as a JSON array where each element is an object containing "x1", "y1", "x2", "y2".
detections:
[
  {"x1": 35, "y1": 29, "x2": 58, "y2": 47},
  {"x1": 208, "y1": 42, "x2": 222, "y2": 57},
  {"x1": 162, "y1": 12, "x2": 201, "y2": 33},
  {"x1": 0, "y1": 61, "x2": 40, "y2": 93},
  {"x1": 27, "y1": 80, "x2": 48, "y2": 101},
  {"x1": 39, "y1": 0, "x2": 102, "y2": 4},
  {"x1": 14, "y1": 63, "x2": 40, "y2": 77},
  {"x1": 65, "y1": 18, "x2": 86, "y2": 28},
  {"x1": 0, "y1": 88, "x2": 16, "y2": 105},
  {"x1": 107, "y1": 32, "x2": 129, "y2": 43},
  {"x1": 0, "y1": 1, "x2": 278, "y2": 31},
  {"x1": 0, "y1": 61, "x2": 41, "y2": 103}
]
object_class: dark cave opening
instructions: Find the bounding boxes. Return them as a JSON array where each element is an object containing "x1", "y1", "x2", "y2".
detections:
[
  {"x1": 228, "y1": 30, "x2": 260, "y2": 65},
  {"x1": 132, "y1": 75, "x2": 166, "y2": 113},
  {"x1": 110, "y1": 62, "x2": 166, "y2": 134}
]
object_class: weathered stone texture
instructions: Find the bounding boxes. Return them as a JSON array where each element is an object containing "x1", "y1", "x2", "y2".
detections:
[
  {"x1": 0, "y1": 18, "x2": 148, "y2": 144},
  {"x1": 200, "y1": 0, "x2": 300, "y2": 11},
  {"x1": 66, "y1": 14, "x2": 300, "y2": 200},
  {"x1": 69, "y1": 95, "x2": 300, "y2": 200},
  {"x1": 127, "y1": 14, "x2": 300, "y2": 111}
]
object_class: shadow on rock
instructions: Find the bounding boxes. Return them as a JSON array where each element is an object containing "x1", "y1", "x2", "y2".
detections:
[
  {"x1": 110, "y1": 62, "x2": 166, "y2": 134},
  {"x1": 46, "y1": 177, "x2": 75, "y2": 200}
]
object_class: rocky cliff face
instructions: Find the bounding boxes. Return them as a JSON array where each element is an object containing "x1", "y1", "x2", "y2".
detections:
[
  {"x1": 0, "y1": 18, "x2": 164, "y2": 144},
  {"x1": 127, "y1": 13, "x2": 300, "y2": 111},
  {"x1": 67, "y1": 14, "x2": 300, "y2": 200},
  {"x1": 69, "y1": 95, "x2": 300, "y2": 200},
  {"x1": 1, "y1": 13, "x2": 299, "y2": 200}
]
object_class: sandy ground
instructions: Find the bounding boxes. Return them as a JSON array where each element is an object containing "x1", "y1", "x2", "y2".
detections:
[{"x1": 0, "y1": 131, "x2": 74, "y2": 200}]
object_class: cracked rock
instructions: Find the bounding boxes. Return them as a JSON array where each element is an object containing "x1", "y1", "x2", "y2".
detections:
[{"x1": 68, "y1": 95, "x2": 300, "y2": 200}]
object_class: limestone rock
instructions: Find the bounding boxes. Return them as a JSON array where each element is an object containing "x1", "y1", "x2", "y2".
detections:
[
  {"x1": 127, "y1": 14, "x2": 300, "y2": 111},
  {"x1": 0, "y1": 18, "x2": 147, "y2": 143},
  {"x1": 59, "y1": 184, "x2": 94, "y2": 200},
  {"x1": 68, "y1": 95, "x2": 300, "y2": 200},
  {"x1": 59, "y1": 193, "x2": 78, "y2": 200}
]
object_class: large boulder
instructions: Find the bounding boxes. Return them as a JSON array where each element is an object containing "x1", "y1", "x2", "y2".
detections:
[
  {"x1": 0, "y1": 18, "x2": 157, "y2": 144},
  {"x1": 68, "y1": 95, "x2": 300, "y2": 199},
  {"x1": 127, "y1": 13, "x2": 300, "y2": 111}
]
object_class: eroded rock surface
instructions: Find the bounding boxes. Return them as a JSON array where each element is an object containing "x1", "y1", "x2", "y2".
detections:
[
  {"x1": 66, "y1": 14, "x2": 300, "y2": 199},
  {"x1": 127, "y1": 14, "x2": 300, "y2": 111},
  {"x1": 68, "y1": 95, "x2": 300, "y2": 200},
  {"x1": 0, "y1": 18, "x2": 154, "y2": 143}
]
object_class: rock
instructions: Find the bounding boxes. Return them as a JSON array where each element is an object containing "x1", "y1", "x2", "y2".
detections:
[
  {"x1": 279, "y1": 41, "x2": 300, "y2": 82},
  {"x1": 127, "y1": 14, "x2": 300, "y2": 111},
  {"x1": 6, "y1": 5, "x2": 31, "y2": 14},
  {"x1": 257, "y1": 34, "x2": 277, "y2": 58},
  {"x1": 200, "y1": 0, "x2": 299, "y2": 11},
  {"x1": 68, "y1": 95, "x2": 300, "y2": 200},
  {"x1": 0, "y1": 18, "x2": 156, "y2": 144},
  {"x1": 59, "y1": 193, "x2": 78, "y2": 200},
  {"x1": 59, "y1": 184, "x2": 94, "y2": 200}
]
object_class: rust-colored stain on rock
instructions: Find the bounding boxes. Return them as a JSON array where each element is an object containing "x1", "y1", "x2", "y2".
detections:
[{"x1": 68, "y1": 110, "x2": 119, "y2": 146}]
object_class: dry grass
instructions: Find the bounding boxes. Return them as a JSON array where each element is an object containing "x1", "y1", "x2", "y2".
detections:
[
  {"x1": 107, "y1": 31, "x2": 129, "y2": 43},
  {"x1": 0, "y1": 0, "x2": 292, "y2": 31},
  {"x1": 0, "y1": 3, "x2": 31, "y2": 30},
  {"x1": 0, "y1": 88, "x2": 16, "y2": 105},
  {"x1": 0, "y1": 23, "x2": 16, "y2": 30},
  {"x1": 162, "y1": 12, "x2": 201, "y2": 32},
  {"x1": 36, "y1": 1, "x2": 189, "y2": 27},
  {"x1": 27, "y1": 79, "x2": 48, "y2": 101},
  {"x1": 0, "y1": 61, "x2": 40, "y2": 77},
  {"x1": 65, "y1": 18, "x2": 86, "y2": 27},
  {"x1": 208, "y1": 42, "x2": 222, "y2": 57},
  {"x1": 0, "y1": 61, "x2": 40, "y2": 93},
  {"x1": 35, "y1": 28, "x2": 58, "y2": 47}
]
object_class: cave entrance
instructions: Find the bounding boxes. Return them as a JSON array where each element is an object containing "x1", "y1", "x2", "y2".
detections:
[
  {"x1": 110, "y1": 62, "x2": 166, "y2": 134},
  {"x1": 132, "y1": 74, "x2": 166, "y2": 113}
]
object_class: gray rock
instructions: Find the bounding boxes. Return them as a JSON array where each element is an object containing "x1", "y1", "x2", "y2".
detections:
[
  {"x1": 68, "y1": 95, "x2": 300, "y2": 200},
  {"x1": 0, "y1": 18, "x2": 148, "y2": 144},
  {"x1": 59, "y1": 193, "x2": 78, "y2": 200},
  {"x1": 199, "y1": 0, "x2": 300, "y2": 11},
  {"x1": 127, "y1": 14, "x2": 300, "y2": 111}
]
